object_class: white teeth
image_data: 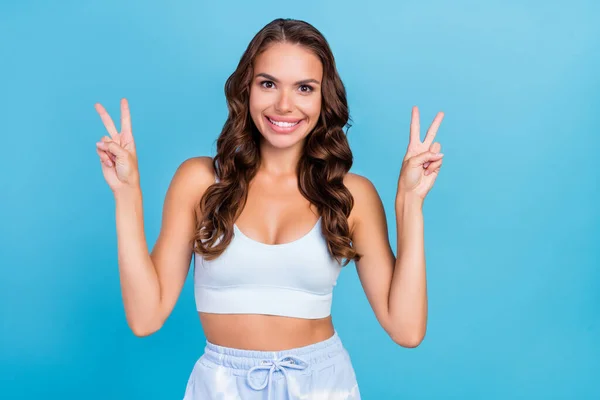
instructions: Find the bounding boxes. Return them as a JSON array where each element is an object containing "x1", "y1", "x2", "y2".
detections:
[{"x1": 268, "y1": 117, "x2": 300, "y2": 127}]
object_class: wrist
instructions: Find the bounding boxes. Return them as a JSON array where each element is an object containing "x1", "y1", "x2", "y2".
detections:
[
  {"x1": 395, "y1": 190, "x2": 423, "y2": 211},
  {"x1": 114, "y1": 184, "x2": 142, "y2": 202}
]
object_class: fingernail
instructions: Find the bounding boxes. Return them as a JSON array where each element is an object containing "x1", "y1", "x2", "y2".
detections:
[
  {"x1": 437, "y1": 153, "x2": 444, "y2": 157},
  {"x1": 105, "y1": 159, "x2": 113, "y2": 167}
]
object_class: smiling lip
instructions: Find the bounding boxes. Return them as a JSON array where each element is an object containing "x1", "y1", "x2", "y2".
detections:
[{"x1": 264, "y1": 115, "x2": 304, "y2": 134}]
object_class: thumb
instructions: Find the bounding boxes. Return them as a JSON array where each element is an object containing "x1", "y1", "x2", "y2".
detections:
[
  {"x1": 98, "y1": 139, "x2": 128, "y2": 160},
  {"x1": 409, "y1": 151, "x2": 444, "y2": 167}
]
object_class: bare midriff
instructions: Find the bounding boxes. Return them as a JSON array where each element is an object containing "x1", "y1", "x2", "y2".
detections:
[{"x1": 199, "y1": 312, "x2": 335, "y2": 351}]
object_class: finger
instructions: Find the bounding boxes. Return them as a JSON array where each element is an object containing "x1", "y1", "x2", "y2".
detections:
[
  {"x1": 425, "y1": 167, "x2": 441, "y2": 178},
  {"x1": 427, "y1": 166, "x2": 442, "y2": 178},
  {"x1": 409, "y1": 150, "x2": 444, "y2": 167},
  {"x1": 409, "y1": 106, "x2": 420, "y2": 144},
  {"x1": 423, "y1": 142, "x2": 442, "y2": 169},
  {"x1": 96, "y1": 145, "x2": 115, "y2": 164},
  {"x1": 100, "y1": 136, "x2": 116, "y2": 162},
  {"x1": 423, "y1": 112, "x2": 444, "y2": 147},
  {"x1": 96, "y1": 148, "x2": 114, "y2": 167},
  {"x1": 96, "y1": 139, "x2": 128, "y2": 160},
  {"x1": 94, "y1": 103, "x2": 119, "y2": 139},
  {"x1": 424, "y1": 159, "x2": 443, "y2": 176},
  {"x1": 120, "y1": 98, "x2": 133, "y2": 140}
]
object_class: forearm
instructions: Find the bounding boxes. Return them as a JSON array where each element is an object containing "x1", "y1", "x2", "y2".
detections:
[
  {"x1": 387, "y1": 192, "x2": 428, "y2": 345},
  {"x1": 114, "y1": 187, "x2": 161, "y2": 335}
]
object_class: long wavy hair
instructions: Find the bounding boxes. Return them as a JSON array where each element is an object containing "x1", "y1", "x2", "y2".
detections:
[{"x1": 193, "y1": 18, "x2": 361, "y2": 266}]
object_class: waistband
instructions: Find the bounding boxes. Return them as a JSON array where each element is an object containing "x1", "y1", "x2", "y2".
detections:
[
  {"x1": 194, "y1": 285, "x2": 334, "y2": 319},
  {"x1": 202, "y1": 331, "x2": 344, "y2": 370}
]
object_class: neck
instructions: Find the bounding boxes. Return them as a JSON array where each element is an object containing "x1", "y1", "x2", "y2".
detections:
[{"x1": 258, "y1": 138, "x2": 305, "y2": 177}]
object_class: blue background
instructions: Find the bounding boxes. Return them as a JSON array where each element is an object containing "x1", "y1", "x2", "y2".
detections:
[{"x1": 1, "y1": 0, "x2": 599, "y2": 398}]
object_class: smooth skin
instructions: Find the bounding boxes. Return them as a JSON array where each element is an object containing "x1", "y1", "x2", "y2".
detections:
[{"x1": 95, "y1": 42, "x2": 444, "y2": 350}]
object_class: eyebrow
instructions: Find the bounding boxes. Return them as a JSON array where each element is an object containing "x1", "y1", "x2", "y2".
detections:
[{"x1": 255, "y1": 73, "x2": 321, "y2": 86}]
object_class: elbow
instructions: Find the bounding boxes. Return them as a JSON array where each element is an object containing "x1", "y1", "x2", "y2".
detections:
[
  {"x1": 389, "y1": 328, "x2": 426, "y2": 348},
  {"x1": 129, "y1": 319, "x2": 162, "y2": 338},
  {"x1": 131, "y1": 326, "x2": 157, "y2": 337},
  {"x1": 393, "y1": 335, "x2": 424, "y2": 348}
]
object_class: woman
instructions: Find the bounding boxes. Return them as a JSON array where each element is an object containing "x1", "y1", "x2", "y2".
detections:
[{"x1": 94, "y1": 18, "x2": 444, "y2": 400}]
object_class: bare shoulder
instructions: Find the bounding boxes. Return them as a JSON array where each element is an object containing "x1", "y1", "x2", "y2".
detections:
[
  {"x1": 343, "y1": 172, "x2": 381, "y2": 205},
  {"x1": 173, "y1": 156, "x2": 215, "y2": 185},
  {"x1": 167, "y1": 156, "x2": 216, "y2": 207},
  {"x1": 343, "y1": 172, "x2": 384, "y2": 229}
]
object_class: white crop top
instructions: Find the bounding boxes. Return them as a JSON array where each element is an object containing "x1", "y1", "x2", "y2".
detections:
[{"x1": 193, "y1": 178, "x2": 343, "y2": 319}]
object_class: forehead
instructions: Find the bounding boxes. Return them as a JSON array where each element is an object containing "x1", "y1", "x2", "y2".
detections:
[{"x1": 253, "y1": 42, "x2": 323, "y2": 81}]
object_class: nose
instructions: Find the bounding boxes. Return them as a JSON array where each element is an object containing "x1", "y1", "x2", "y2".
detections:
[{"x1": 274, "y1": 90, "x2": 293, "y2": 113}]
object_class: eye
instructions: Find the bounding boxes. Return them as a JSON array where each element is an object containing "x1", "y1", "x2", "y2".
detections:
[
  {"x1": 299, "y1": 85, "x2": 313, "y2": 93},
  {"x1": 260, "y1": 80, "x2": 275, "y2": 89}
]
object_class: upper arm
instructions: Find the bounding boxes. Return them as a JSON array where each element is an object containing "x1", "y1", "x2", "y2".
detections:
[
  {"x1": 151, "y1": 156, "x2": 215, "y2": 327},
  {"x1": 345, "y1": 173, "x2": 396, "y2": 334}
]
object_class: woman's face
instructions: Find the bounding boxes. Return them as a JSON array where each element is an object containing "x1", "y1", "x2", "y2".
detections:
[{"x1": 249, "y1": 42, "x2": 323, "y2": 150}]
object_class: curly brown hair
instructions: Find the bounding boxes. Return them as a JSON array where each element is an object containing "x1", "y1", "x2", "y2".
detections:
[{"x1": 193, "y1": 18, "x2": 361, "y2": 266}]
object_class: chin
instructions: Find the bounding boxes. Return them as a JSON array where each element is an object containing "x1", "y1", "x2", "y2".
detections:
[{"x1": 260, "y1": 132, "x2": 307, "y2": 149}]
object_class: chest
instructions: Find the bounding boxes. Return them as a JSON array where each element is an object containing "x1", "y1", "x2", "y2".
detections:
[
  {"x1": 235, "y1": 177, "x2": 321, "y2": 246},
  {"x1": 195, "y1": 219, "x2": 342, "y2": 294}
]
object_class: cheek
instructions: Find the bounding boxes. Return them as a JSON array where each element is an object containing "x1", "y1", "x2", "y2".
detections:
[
  {"x1": 249, "y1": 91, "x2": 267, "y2": 121},
  {"x1": 298, "y1": 96, "x2": 321, "y2": 120},
  {"x1": 312, "y1": 98, "x2": 322, "y2": 118},
  {"x1": 308, "y1": 99, "x2": 322, "y2": 126}
]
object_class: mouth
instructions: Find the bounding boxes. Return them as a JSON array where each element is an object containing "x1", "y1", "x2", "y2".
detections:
[{"x1": 264, "y1": 115, "x2": 305, "y2": 134}]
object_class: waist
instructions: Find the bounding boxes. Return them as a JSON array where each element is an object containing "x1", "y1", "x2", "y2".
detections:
[
  {"x1": 201, "y1": 330, "x2": 345, "y2": 371},
  {"x1": 199, "y1": 312, "x2": 335, "y2": 351}
]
